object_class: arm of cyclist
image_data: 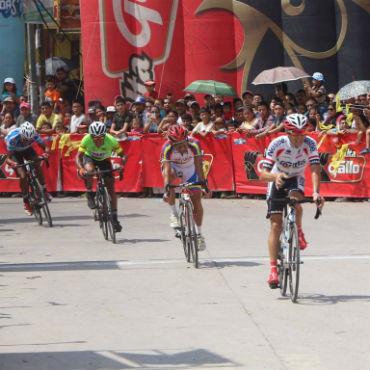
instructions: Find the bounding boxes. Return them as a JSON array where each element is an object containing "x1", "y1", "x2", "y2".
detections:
[
  {"x1": 5, "y1": 151, "x2": 17, "y2": 167},
  {"x1": 310, "y1": 163, "x2": 325, "y2": 210},
  {"x1": 259, "y1": 168, "x2": 288, "y2": 190},
  {"x1": 36, "y1": 140, "x2": 51, "y2": 157},
  {"x1": 194, "y1": 155, "x2": 211, "y2": 196},
  {"x1": 162, "y1": 161, "x2": 173, "y2": 202}
]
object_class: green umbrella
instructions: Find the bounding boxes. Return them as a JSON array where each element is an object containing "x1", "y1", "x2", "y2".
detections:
[{"x1": 184, "y1": 80, "x2": 237, "y2": 97}]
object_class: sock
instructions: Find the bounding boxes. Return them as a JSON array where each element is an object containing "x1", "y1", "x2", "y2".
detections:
[
  {"x1": 270, "y1": 261, "x2": 277, "y2": 272},
  {"x1": 298, "y1": 225, "x2": 303, "y2": 233},
  {"x1": 170, "y1": 204, "x2": 178, "y2": 217},
  {"x1": 195, "y1": 225, "x2": 202, "y2": 235}
]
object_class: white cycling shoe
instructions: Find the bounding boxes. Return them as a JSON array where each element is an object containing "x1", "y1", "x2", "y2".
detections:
[
  {"x1": 169, "y1": 214, "x2": 179, "y2": 228},
  {"x1": 197, "y1": 234, "x2": 206, "y2": 251}
]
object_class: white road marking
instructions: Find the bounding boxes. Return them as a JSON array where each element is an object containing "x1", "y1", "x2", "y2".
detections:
[{"x1": 0, "y1": 255, "x2": 368, "y2": 272}]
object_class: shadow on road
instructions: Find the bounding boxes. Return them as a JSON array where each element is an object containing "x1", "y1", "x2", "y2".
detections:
[
  {"x1": 200, "y1": 260, "x2": 261, "y2": 269},
  {"x1": 0, "y1": 348, "x2": 239, "y2": 369},
  {"x1": 117, "y1": 238, "x2": 169, "y2": 244},
  {"x1": 294, "y1": 293, "x2": 370, "y2": 305}
]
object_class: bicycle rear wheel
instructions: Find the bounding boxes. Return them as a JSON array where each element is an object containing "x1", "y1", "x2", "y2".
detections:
[
  {"x1": 278, "y1": 248, "x2": 288, "y2": 296},
  {"x1": 288, "y1": 223, "x2": 300, "y2": 302},
  {"x1": 96, "y1": 187, "x2": 108, "y2": 240},
  {"x1": 178, "y1": 203, "x2": 190, "y2": 262},
  {"x1": 185, "y1": 202, "x2": 198, "y2": 268},
  {"x1": 36, "y1": 180, "x2": 52, "y2": 227},
  {"x1": 97, "y1": 186, "x2": 116, "y2": 243}
]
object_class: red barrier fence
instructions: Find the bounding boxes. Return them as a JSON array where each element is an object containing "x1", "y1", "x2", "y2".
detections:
[{"x1": 1, "y1": 133, "x2": 369, "y2": 197}]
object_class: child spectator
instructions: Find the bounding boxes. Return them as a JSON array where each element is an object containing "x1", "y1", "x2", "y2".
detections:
[
  {"x1": 143, "y1": 105, "x2": 161, "y2": 133},
  {"x1": 223, "y1": 101, "x2": 233, "y2": 122},
  {"x1": 44, "y1": 75, "x2": 61, "y2": 110},
  {"x1": 36, "y1": 101, "x2": 62, "y2": 134},
  {"x1": 304, "y1": 72, "x2": 327, "y2": 114},
  {"x1": 181, "y1": 113, "x2": 194, "y2": 132},
  {"x1": 130, "y1": 116, "x2": 144, "y2": 134},
  {"x1": 105, "y1": 106, "x2": 116, "y2": 131},
  {"x1": 70, "y1": 100, "x2": 86, "y2": 133},
  {"x1": 63, "y1": 108, "x2": 72, "y2": 131},
  {"x1": 157, "y1": 111, "x2": 179, "y2": 134},
  {"x1": 2, "y1": 77, "x2": 21, "y2": 103},
  {"x1": 55, "y1": 121, "x2": 66, "y2": 136},
  {"x1": 212, "y1": 117, "x2": 227, "y2": 135},
  {"x1": 191, "y1": 108, "x2": 214, "y2": 137}
]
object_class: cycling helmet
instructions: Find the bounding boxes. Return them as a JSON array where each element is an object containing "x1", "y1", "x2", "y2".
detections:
[
  {"x1": 284, "y1": 113, "x2": 309, "y2": 133},
  {"x1": 20, "y1": 122, "x2": 36, "y2": 140},
  {"x1": 88, "y1": 121, "x2": 106, "y2": 137},
  {"x1": 167, "y1": 125, "x2": 188, "y2": 143}
]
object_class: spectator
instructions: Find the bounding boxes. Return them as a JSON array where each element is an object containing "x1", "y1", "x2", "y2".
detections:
[
  {"x1": 76, "y1": 122, "x2": 89, "y2": 135},
  {"x1": 324, "y1": 114, "x2": 358, "y2": 136},
  {"x1": 110, "y1": 96, "x2": 133, "y2": 136},
  {"x1": 285, "y1": 93, "x2": 298, "y2": 110},
  {"x1": 307, "y1": 117, "x2": 317, "y2": 132},
  {"x1": 132, "y1": 96, "x2": 147, "y2": 122},
  {"x1": 233, "y1": 97, "x2": 243, "y2": 113},
  {"x1": 297, "y1": 103, "x2": 307, "y2": 115},
  {"x1": 0, "y1": 112, "x2": 17, "y2": 137},
  {"x1": 163, "y1": 97, "x2": 174, "y2": 116},
  {"x1": 273, "y1": 82, "x2": 288, "y2": 103},
  {"x1": 189, "y1": 101, "x2": 200, "y2": 122},
  {"x1": 95, "y1": 105, "x2": 107, "y2": 123},
  {"x1": 130, "y1": 116, "x2": 144, "y2": 134},
  {"x1": 204, "y1": 94, "x2": 215, "y2": 109},
  {"x1": 319, "y1": 102, "x2": 340, "y2": 131},
  {"x1": 184, "y1": 93, "x2": 195, "y2": 106},
  {"x1": 35, "y1": 101, "x2": 62, "y2": 134},
  {"x1": 214, "y1": 95, "x2": 224, "y2": 105},
  {"x1": 63, "y1": 108, "x2": 72, "y2": 131},
  {"x1": 295, "y1": 89, "x2": 307, "y2": 105},
  {"x1": 241, "y1": 90, "x2": 254, "y2": 106},
  {"x1": 143, "y1": 80, "x2": 158, "y2": 103},
  {"x1": 157, "y1": 110, "x2": 179, "y2": 134},
  {"x1": 214, "y1": 103, "x2": 224, "y2": 119},
  {"x1": 70, "y1": 101, "x2": 86, "y2": 133},
  {"x1": 252, "y1": 94, "x2": 263, "y2": 113},
  {"x1": 87, "y1": 107, "x2": 97, "y2": 123},
  {"x1": 256, "y1": 101, "x2": 286, "y2": 138},
  {"x1": 16, "y1": 102, "x2": 37, "y2": 127},
  {"x1": 239, "y1": 106, "x2": 258, "y2": 131},
  {"x1": 191, "y1": 108, "x2": 213, "y2": 137},
  {"x1": 105, "y1": 106, "x2": 116, "y2": 131},
  {"x1": 181, "y1": 113, "x2": 194, "y2": 132},
  {"x1": 304, "y1": 72, "x2": 327, "y2": 114},
  {"x1": 269, "y1": 96, "x2": 282, "y2": 111},
  {"x1": 308, "y1": 106, "x2": 321, "y2": 130},
  {"x1": 223, "y1": 101, "x2": 233, "y2": 122},
  {"x1": 305, "y1": 97, "x2": 318, "y2": 112},
  {"x1": 143, "y1": 105, "x2": 161, "y2": 133},
  {"x1": 175, "y1": 99, "x2": 187, "y2": 124},
  {"x1": 1, "y1": 96, "x2": 19, "y2": 119},
  {"x1": 2, "y1": 77, "x2": 21, "y2": 103},
  {"x1": 212, "y1": 117, "x2": 227, "y2": 135},
  {"x1": 54, "y1": 121, "x2": 66, "y2": 136},
  {"x1": 55, "y1": 67, "x2": 77, "y2": 105},
  {"x1": 246, "y1": 101, "x2": 274, "y2": 137},
  {"x1": 44, "y1": 75, "x2": 61, "y2": 110}
]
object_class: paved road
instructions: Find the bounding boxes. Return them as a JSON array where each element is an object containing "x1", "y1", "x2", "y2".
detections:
[{"x1": 0, "y1": 197, "x2": 369, "y2": 370}]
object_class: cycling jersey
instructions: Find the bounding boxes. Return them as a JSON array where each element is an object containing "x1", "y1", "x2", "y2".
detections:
[
  {"x1": 263, "y1": 135, "x2": 320, "y2": 178},
  {"x1": 6, "y1": 128, "x2": 44, "y2": 152},
  {"x1": 78, "y1": 133, "x2": 123, "y2": 161},
  {"x1": 160, "y1": 138, "x2": 202, "y2": 186}
]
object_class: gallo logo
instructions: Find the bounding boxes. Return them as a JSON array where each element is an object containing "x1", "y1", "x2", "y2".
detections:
[
  {"x1": 326, "y1": 148, "x2": 366, "y2": 183},
  {"x1": 99, "y1": 0, "x2": 179, "y2": 101}
]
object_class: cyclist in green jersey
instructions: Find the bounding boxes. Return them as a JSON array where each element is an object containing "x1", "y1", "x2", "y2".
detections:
[{"x1": 76, "y1": 121, "x2": 127, "y2": 232}]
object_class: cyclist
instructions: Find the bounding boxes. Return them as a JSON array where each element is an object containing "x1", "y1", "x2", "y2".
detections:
[
  {"x1": 259, "y1": 113, "x2": 325, "y2": 288},
  {"x1": 5, "y1": 121, "x2": 51, "y2": 215},
  {"x1": 76, "y1": 121, "x2": 127, "y2": 232},
  {"x1": 161, "y1": 125, "x2": 210, "y2": 251}
]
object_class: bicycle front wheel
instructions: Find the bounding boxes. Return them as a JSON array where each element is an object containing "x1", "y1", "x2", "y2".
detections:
[
  {"x1": 97, "y1": 186, "x2": 116, "y2": 243},
  {"x1": 288, "y1": 223, "x2": 300, "y2": 302},
  {"x1": 36, "y1": 180, "x2": 52, "y2": 227},
  {"x1": 29, "y1": 179, "x2": 42, "y2": 225},
  {"x1": 185, "y1": 202, "x2": 198, "y2": 268},
  {"x1": 178, "y1": 203, "x2": 190, "y2": 262}
]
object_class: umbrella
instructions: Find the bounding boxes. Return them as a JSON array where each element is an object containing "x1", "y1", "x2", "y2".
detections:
[
  {"x1": 252, "y1": 66, "x2": 310, "y2": 85},
  {"x1": 184, "y1": 80, "x2": 237, "y2": 97},
  {"x1": 45, "y1": 57, "x2": 76, "y2": 75},
  {"x1": 337, "y1": 80, "x2": 370, "y2": 100}
]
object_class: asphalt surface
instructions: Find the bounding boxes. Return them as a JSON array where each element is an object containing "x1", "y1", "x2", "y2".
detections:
[{"x1": 0, "y1": 196, "x2": 369, "y2": 370}]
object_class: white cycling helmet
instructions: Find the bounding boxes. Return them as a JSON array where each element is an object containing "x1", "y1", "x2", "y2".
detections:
[
  {"x1": 88, "y1": 121, "x2": 106, "y2": 137},
  {"x1": 284, "y1": 113, "x2": 308, "y2": 132},
  {"x1": 20, "y1": 122, "x2": 36, "y2": 140}
]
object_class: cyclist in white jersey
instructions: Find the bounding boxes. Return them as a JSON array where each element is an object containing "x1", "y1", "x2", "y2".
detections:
[
  {"x1": 260, "y1": 114, "x2": 325, "y2": 288},
  {"x1": 160, "y1": 125, "x2": 210, "y2": 250}
]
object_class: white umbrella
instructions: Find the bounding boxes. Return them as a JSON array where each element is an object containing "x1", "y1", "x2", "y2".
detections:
[{"x1": 252, "y1": 66, "x2": 310, "y2": 85}]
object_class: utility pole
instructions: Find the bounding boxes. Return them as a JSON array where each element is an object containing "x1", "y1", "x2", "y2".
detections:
[{"x1": 26, "y1": 23, "x2": 39, "y2": 115}]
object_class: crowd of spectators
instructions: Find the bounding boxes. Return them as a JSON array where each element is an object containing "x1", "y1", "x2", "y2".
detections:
[{"x1": 1, "y1": 70, "x2": 370, "y2": 197}]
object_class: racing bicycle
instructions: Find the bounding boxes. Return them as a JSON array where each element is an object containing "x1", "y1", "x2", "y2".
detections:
[
  {"x1": 168, "y1": 175, "x2": 207, "y2": 268},
  {"x1": 276, "y1": 197, "x2": 322, "y2": 303},
  {"x1": 15, "y1": 157, "x2": 52, "y2": 227},
  {"x1": 87, "y1": 167, "x2": 123, "y2": 244}
]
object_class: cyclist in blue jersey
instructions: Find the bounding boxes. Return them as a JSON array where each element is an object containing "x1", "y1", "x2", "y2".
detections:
[
  {"x1": 161, "y1": 125, "x2": 210, "y2": 250},
  {"x1": 5, "y1": 122, "x2": 51, "y2": 215}
]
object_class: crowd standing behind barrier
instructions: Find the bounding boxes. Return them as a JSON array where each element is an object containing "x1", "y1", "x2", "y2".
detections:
[{"x1": 1, "y1": 72, "x2": 370, "y2": 199}]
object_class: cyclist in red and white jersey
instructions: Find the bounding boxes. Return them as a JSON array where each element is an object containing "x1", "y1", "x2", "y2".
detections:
[
  {"x1": 259, "y1": 113, "x2": 325, "y2": 288},
  {"x1": 160, "y1": 125, "x2": 210, "y2": 250}
]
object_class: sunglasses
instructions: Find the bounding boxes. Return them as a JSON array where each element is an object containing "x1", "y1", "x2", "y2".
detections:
[
  {"x1": 328, "y1": 108, "x2": 335, "y2": 111},
  {"x1": 92, "y1": 136, "x2": 104, "y2": 141},
  {"x1": 289, "y1": 130, "x2": 307, "y2": 136},
  {"x1": 172, "y1": 139, "x2": 188, "y2": 146}
]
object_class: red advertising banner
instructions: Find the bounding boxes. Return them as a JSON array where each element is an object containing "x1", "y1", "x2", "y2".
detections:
[
  {"x1": 233, "y1": 132, "x2": 370, "y2": 198},
  {"x1": 0, "y1": 137, "x2": 59, "y2": 192}
]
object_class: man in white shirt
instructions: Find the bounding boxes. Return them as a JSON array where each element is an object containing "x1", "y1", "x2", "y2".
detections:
[{"x1": 70, "y1": 101, "x2": 87, "y2": 133}]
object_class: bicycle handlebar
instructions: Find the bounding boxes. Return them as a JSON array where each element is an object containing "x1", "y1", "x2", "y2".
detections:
[
  {"x1": 167, "y1": 180, "x2": 208, "y2": 190},
  {"x1": 14, "y1": 156, "x2": 49, "y2": 169},
  {"x1": 86, "y1": 167, "x2": 124, "y2": 180},
  {"x1": 271, "y1": 197, "x2": 322, "y2": 219}
]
